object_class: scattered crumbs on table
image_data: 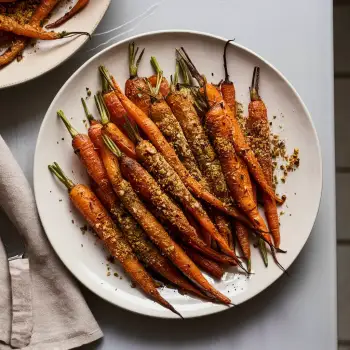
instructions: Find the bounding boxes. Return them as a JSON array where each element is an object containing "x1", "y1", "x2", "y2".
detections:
[
  {"x1": 49, "y1": 190, "x2": 52, "y2": 193},
  {"x1": 80, "y1": 225, "x2": 88, "y2": 234},
  {"x1": 114, "y1": 272, "x2": 119, "y2": 277},
  {"x1": 115, "y1": 288, "x2": 117, "y2": 291},
  {"x1": 81, "y1": 244, "x2": 83, "y2": 247},
  {"x1": 280, "y1": 211, "x2": 285, "y2": 216},
  {"x1": 130, "y1": 282, "x2": 136, "y2": 288},
  {"x1": 107, "y1": 272, "x2": 111, "y2": 277},
  {"x1": 289, "y1": 214, "x2": 292, "y2": 217},
  {"x1": 294, "y1": 192, "x2": 297, "y2": 195},
  {"x1": 57, "y1": 141, "x2": 59, "y2": 144},
  {"x1": 61, "y1": 137, "x2": 64, "y2": 141},
  {"x1": 273, "y1": 115, "x2": 276, "y2": 119},
  {"x1": 211, "y1": 72, "x2": 214, "y2": 76},
  {"x1": 59, "y1": 199, "x2": 62, "y2": 202},
  {"x1": 119, "y1": 276, "x2": 123, "y2": 280},
  {"x1": 71, "y1": 219, "x2": 74, "y2": 224}
]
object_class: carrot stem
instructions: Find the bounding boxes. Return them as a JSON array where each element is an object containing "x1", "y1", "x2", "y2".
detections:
[
  {"x1": 48, "y1": 162, "x2": 74, "y2": 191},
  {"x1": 250, "y1": 66, "x2": 260, "y2": 101},
  {"x1": 150, "y1": 56, "x2": 162, "y2": 74},
  {"x1": 81, "y1": 98, "x2": 94, "y2": 123},
  {"x1": 129, "y1": 41, "x2": 145, "y2": 79},
  {"x1": 177, "y1": 47, "x2": 204, "y2": 86},
  {"x1": 223, "y1": 39, "x2": 235, "y2": 83},
  {"x1": 103, "y1": 134, "x2": 122, "y2": 158},
  {"x1": 57, "y1": 110, "x2": 79, "y2": 138},
  {"x1": 94, "y1": 92, "x2": 110, "y2": 125},
  {"x1": 259, "y1": 238, "x2": 268, "y2": 267}
]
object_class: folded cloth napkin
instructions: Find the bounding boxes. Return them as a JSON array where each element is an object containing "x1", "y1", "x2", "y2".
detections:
[{"x1": 0, "y1": 135, "x2": 103, "y2": 350}]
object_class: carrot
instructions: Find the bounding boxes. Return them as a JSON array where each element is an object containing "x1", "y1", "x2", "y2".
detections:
[
  {"x1": 48, "y1": 163, "x2": 181, "y2": 317},
  {"x1": 146, "y1": 62, "x2": 207, "y2": 188},
  {"x1": 0, "y1": 0, "x2": 60, "y2": 67},
  {"x1": 94, "y1": 92, "x2": 137, "y2": 159},
  {"x1": 99, "y1": 138, "x2": 231, "y2": 304},
  {"x1": 178, "y1": 47, "x2": 284, "y2": 205},
  {"x1": 182, "y1": 246, "x2": 224, "y2": 279},
  {"x1": 149, "y1": 56, "x2": 170, "y2": 97},
  {"x1": 124, "y1": 41, "x2": 151, "y2": 116},
  {"x1": 247, "y1": 67, "x2": 281, "y2": 248},
  {"x1": 124, "y1": 122, "x2": 244, "y2": 268},
  {"x1": 104, "y1": 133, "x2": 241, "y2": 269},
  {"x1": 46, "y1": 0, "x2": 89, "y2": 29},
  {"x1": 205, "y1": 103, "x2": 286, "y2": 270},
  {"x1": 100, "y1": 70, "x2": 137, "y2": 132},
  {"x1": 0, "y1": 15, "x2": 89, "y2": 40},
  {"x1": 99, "y1": 65, "x2": 254, "y2": 229}
]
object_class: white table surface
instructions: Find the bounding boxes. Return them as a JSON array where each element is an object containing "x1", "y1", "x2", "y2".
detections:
[{"x1": 0, "y1": 0, "x2": 336, "y2": 349}]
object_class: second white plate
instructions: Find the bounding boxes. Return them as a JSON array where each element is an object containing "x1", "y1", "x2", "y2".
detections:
[{"x1": 34, "y1": 30, "x2": 322, "y2": 319}]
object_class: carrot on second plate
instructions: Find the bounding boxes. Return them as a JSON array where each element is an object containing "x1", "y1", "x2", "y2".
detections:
[
  {"x1": 48, "y1": 162, "x2": 181, "y2": 317},
  {"x1": 99, "y1": 137, "x2": 231, "y2": 304}
]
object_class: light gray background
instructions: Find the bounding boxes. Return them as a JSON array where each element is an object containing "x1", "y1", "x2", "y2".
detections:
[{"x1": 0, "y1": 1, "x2": 336, "y2": 349}]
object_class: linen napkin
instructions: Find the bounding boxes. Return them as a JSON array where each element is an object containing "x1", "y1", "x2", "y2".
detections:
[{"x1": 0, "y1": 135, "x2": 103, "y2": 350}]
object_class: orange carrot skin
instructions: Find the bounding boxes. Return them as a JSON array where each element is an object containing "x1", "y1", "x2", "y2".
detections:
[
  {"x1": 205, "y1": 103, "x2": 272, "y2": 243},
  {"x1": 125, "y1": 77, "x2": 151, "y2": 116},
  {"x1": 46, "y1": 0, "x2": 89, "y2": 29},
  {"x1": 108, "y1": 78, "x2": 251, "y2": 229},
  {"x1": 100, "y1": 146, "x2": 230, "y2": 304},
  {"x1": 148, "y1": 75, "x2": 170, "y2": 97},
  {"x1": 104, "y1": 122, "x2": 137, "y2": 159},
  {"x1": 247, "y1": 100, "x2": 280, "y2": 247},
  {"x1": 70, "y1": 184, "x2": 175, "y2": 311},
  {"x1": 182, "y1": 246, "x2": 224, "y2": 279},
  {"x1": 31, "y1": 0, "x2": 60, "y2": 26},
  {"x1": 103, "y1": 91, "x2": 133, "y2": 131},
  {"x1": 220, "y1": 82, "x2": 236, "y2": 116}
]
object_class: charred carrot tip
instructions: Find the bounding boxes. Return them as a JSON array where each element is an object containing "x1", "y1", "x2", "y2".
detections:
[{"x1": 59, "y1": 31, "x2": 91, "y2": 39}]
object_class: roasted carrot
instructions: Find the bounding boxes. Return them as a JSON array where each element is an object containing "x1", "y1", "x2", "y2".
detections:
[
  {"x1": 124, "y1": 122, "x2": 243, "y2": 267},
  {"x1": 99, "y1": 137, "x2": 231, "y2": 304},
  {"x1": 0, "y1": 0, "x2": 60, "y2": 67},
  {"x1": 146, "y1": 65, "x2": 207, "y2": 188},
  {"x1": 99, "y1": 65, "x2": 254, "y2": 230},
  {"x1": 100, "y1": 69, "x2": 137, "y2": 132},
  {"x1": 247, "y1": 67, "x2": 281, "y2": 248},
  {"x1": 177, "y1": 47, "x2": 284, "y2": 205},
  {"x1": 94, "y1": 92, "x2": 137, "y2": 159},
  {"x1": 48, "y1": 163, "x2": 181, "y2": 317},
  {"x1": 205, "y1": 103, "x2": 285, "y2": 270},
  {"x1": 0, "y1": 15, "x2": 89, "y2": 40},
  {"x1": 182, "y1": 246, "x2": 224, "y2": 279},
  {"x1": 104, "y1": 133, "x2": 241, "y2": 269},
  {"x1": 149, "y1": 56, "x2": 170, "y2": 97},
  {"x1": 124, "y1": 41, "x2": 151, "y2": 116},
  {"x1": 46, "y1": 0, "x2": 89, "y2": 29}
]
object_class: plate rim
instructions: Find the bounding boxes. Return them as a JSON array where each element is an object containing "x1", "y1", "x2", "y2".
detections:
[
  {"x1": 0, "y1": 0, "x2": 111, "y2": 90},
  {"x1": 33, "y1": 29, "x2": 323, "y2": 319}
]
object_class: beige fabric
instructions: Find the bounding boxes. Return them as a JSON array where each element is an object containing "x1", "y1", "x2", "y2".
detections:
[{"x1": 0, "y1": 136, "x2": 103, "y2": 350}]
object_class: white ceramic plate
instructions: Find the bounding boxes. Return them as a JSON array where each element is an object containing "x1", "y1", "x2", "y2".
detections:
[
  {"x1": 0, "y1": 0, "x2": 110, "y2": 89},
  {"x1": 34, "y1": 31, "x2": 322, "y2": 319}
]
